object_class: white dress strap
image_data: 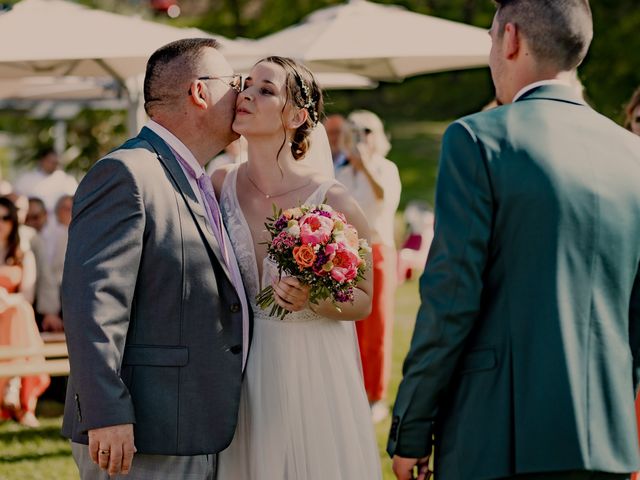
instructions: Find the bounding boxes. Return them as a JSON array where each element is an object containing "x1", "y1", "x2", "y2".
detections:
[{"x1": 307, "y1": 179, "x2": 340, "y2": 206}]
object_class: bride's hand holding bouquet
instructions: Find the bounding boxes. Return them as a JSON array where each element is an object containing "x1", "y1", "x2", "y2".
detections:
[{"x1": 256, "y1": 203, "x2": 371, "y2": 320}]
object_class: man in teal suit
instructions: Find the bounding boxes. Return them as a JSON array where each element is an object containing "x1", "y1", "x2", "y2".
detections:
[{"x1": 389, "y1": 1, "x2": 640, "y2": 479}]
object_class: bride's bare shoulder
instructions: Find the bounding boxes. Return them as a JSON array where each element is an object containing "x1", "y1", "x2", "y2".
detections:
[{"x1": 211, "y1": 163, "x2": 240, "y2": 197}]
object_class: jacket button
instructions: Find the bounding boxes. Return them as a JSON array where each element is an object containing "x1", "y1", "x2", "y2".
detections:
[
  {"x1": 229, "y1": 303, "x2": 240, "y2": 313},
  {"x1": 390, "y1": 416, "x2": 400, "y2": 440},
  {"x1": 230, "y1": 345, "x2": 242, "y2": 355}
]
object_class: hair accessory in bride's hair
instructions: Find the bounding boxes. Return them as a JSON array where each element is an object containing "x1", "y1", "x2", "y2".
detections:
[{"x1": 296, "y1": 74, "x2": 319, "y2": 126}]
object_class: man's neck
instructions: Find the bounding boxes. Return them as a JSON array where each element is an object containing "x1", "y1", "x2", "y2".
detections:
[
  {"x1": 150, "y1": 118, "x2": 223, "y2": 168},
  {"x1": 507, "y1": 70, "x2": 575, "y2": 104}
]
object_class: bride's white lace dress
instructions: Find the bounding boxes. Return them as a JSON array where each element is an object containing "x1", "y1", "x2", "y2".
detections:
[{"x1": 217, "y1": 165, "x2": 382, "y2": 480}]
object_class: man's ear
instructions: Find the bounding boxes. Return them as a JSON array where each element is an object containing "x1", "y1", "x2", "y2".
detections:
[
  {"x1": 188, "y1": 80, "x2": 208, "y2": 109},
  {"x1": 287, "y1": 108, "x2": 309, "y2": 130},
  {"x1": 503, "y1": 22, "x2": 520, "y2": 60}
]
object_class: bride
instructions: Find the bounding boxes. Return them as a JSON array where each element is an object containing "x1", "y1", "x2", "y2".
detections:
[{"x1": 213, "y1": 56, "x2": 382, "y2": 479}]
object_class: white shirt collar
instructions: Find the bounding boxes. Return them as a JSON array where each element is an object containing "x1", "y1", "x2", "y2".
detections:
[
  {"x1": 145, "y1": 120, "x2": 206, "y2": 177},
  {"x1": 512, "y1": 79, "x2": 570, "y2": 103}
]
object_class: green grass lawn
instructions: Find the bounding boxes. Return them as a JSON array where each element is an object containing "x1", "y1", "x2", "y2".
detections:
[{"x1": 0, "y1": 279, "x2": 422, "y2": 480}]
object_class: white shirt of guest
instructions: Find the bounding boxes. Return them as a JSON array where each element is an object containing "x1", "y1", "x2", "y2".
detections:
[
  {"x1": 13, "y1": 169, "x2": 78, "y2": 212},
  {"x1": 335, "y1": 155, "x2": 401, "y2": 248},
  {"x1": 145, "y1": 120, "x2": 250, "y2": 370}
]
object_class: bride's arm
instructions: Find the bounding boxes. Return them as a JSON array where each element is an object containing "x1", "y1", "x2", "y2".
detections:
[{"x1": 273, "y1": 184, "x2": 374, "y2": 321}]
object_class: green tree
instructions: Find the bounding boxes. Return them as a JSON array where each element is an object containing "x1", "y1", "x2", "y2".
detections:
[
  {"x1": 1, "y1": 0, "x2": 639, "y2": 176},
  {"x1": 581, "y1": 0, "x2": 640, "y2": 120}
]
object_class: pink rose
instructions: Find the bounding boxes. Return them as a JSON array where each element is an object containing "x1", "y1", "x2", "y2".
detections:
[
  {"x1": 299, "y1": 213, "x2": 334, "y2": 245},
  {"x1": 329, "y1": 244, "x2": 360, "y2": 283}
]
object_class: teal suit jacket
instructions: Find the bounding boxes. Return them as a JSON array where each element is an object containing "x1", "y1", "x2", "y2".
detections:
[{"x1": 388, "y1": 85, "x2": 640, "y2": 479}]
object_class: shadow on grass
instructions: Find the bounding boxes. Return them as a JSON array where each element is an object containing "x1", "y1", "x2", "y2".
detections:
[
  {"x1": 2, "y1": 447, "x2": 71, "y2": 463},
  {"x1": 0, "y1": 424, "x2": 63, "y2": 443}
]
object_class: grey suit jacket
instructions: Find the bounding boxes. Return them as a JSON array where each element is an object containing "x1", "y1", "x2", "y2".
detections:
[
  {"x1": 62, "y1": 127, "x2": 251, "y2": 455},
  {"x1": 389, "y1": 85, "x2": 640, "y2": 479}
]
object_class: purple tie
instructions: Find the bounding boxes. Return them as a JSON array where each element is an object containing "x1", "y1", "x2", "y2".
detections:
[
  {"x1": 170, "y1": 146, "x2": 249, "y2": 371},
  {"x1": 175, "y1": 154, "x2": 228, "y2": 265}
]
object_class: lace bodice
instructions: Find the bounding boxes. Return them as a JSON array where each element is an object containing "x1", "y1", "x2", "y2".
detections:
[{"x1": 220, "y1": 165, "x2": 339, "y2": 322}]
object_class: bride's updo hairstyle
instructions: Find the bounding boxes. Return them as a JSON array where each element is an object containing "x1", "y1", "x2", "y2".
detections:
[{"x1": 260, "y1": 56, "x2": 324, "y2": 160}]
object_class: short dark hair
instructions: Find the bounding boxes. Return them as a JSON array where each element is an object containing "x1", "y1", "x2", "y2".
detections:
[
  {"x1": 143, "y1": 38, "x2": 220, "y2": 116},
  {"x1": 28, "y1": 197, "x2": 46, "y2": 211},
  {"x1": 36, "y1": 146, "x2": 56, "y2": 159},
  {"x1": 494, "y1": 0, "x2": 593, "y2": 70}
]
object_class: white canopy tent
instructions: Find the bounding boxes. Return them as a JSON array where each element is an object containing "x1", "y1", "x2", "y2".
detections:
[
  {"x1": 0, "y1": 0, "x2": 259, "y2": 134},
  {"x1": 0, "y1": 0, "x2": 376, "y2": 135},
  {"x1": 0, "y1": 0, "x2": 257, "y2": 79},
  {"x1": 255, "y1": 0, "x2": 491, "y2": 81},
  {"x1": 0, "y1": 76, "x2": 119, "y2": 101}
]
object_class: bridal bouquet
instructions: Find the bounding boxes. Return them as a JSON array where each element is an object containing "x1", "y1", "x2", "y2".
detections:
[{"x1": 256, "y1": 203, "x2": 370, "y2": 320}]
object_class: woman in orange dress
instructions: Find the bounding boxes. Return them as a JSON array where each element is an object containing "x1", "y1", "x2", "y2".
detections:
[{"x1": 0, "y1": 197, "x2": 49, "y2": 427}]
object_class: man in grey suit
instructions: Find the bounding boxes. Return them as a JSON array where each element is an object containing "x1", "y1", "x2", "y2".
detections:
[
  {"x1": 389, "y1": 1, "x2": 640, "y2": 479},
  {"x1": 62, "y1": 38, "x2": 250, "y2": 479}
]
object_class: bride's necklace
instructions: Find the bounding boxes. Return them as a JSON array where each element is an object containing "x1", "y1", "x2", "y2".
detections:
[{"x1": 245, "y1": 170, "x2": 313, "y2": 199}]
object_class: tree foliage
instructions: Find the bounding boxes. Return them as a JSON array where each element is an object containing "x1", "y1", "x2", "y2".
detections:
[{"x1": 1, "y1": 0, "x2": 638, "y2": 174}]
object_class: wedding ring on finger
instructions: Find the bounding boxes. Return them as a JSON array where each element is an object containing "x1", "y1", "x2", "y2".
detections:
[{"x1": 99, "y1": 449, "x2": 110, "y2": 456}]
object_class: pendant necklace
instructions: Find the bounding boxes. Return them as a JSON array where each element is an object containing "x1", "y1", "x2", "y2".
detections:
[{"x1": 245, "y1": 170, "x2": 313, "y2": 199}]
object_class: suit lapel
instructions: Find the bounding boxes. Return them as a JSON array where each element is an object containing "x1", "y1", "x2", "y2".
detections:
[{"x1": 138, "y1": 127, "x2": 233, "y2": 283}]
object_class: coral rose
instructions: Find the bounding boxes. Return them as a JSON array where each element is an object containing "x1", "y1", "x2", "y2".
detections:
[
  {"x1": 293, "y1": 244, "x2": 317, "y2": 268},
  {"x1": 329, "y1": 244, "x2": 360, "y2": 283}
]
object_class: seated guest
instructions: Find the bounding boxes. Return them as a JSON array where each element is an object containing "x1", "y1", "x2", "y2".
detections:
[
  {"x1": 6, "y1": 195, "x2": 62, "y2": 332},
  {"x1": 0, "y1": 197, "x2": 50, "y2": 427},
  {"x1": 25, "y1": 197, "x2": 48, "y2": 233},
  {"x1": 46, "y1": 194, "x2": 73, "y2": 290}
]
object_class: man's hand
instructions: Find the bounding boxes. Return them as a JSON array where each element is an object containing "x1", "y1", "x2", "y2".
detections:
[
  {"x1": 392, "y1": 455, "x2": 432, "y2": 480},
  {"x1": 42, "y1": 314, "x2": 64, "y2": 332},
  {"x1": 88, "y1": 424, "x2": 136, "y2": 476}
]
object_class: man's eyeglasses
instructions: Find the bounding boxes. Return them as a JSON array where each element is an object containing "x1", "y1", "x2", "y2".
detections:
[{"x1": 188, "y1": 74, "x2": 243, "y2": 95}]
